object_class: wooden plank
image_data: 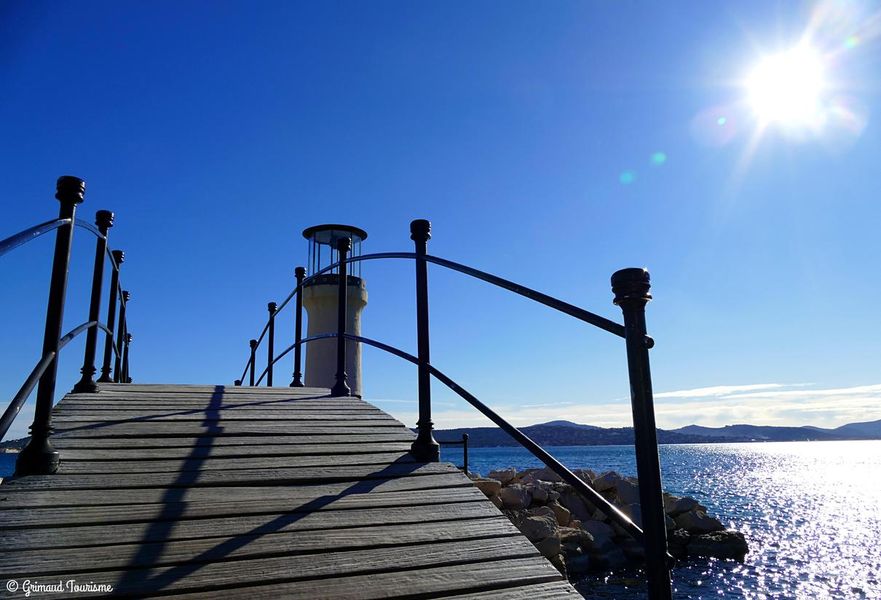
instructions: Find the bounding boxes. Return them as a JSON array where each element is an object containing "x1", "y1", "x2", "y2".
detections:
[
  {"x1": 56, "y1": 452, "x2": 417, "y2": 474},
  {"x1": 0, "y1": 502, "x2": 503, "y2": 549},
  {"x1": 436, "y1": 582, "x2": 580, "y2": 598},
  {"x1": 0, "y1": 516, "x2": 518, "y2": 576},
  {"x1": 51, "y1": 412, "x2": 398, "y2": 423},
  {"x1": 4, "y1": 462, "x2": 461, "y2": 490},
  {"x1": 0, "y1": 473, "x2": 473, "y2": 508},
  {"x1": 168, "y1": 557, "x2": 566, "y2": 600},
  {"x1": 51, "y1": 433, "x2": 415, "y2": 449},
  {"x1": 53, "y1": 442, "x2": 414, "y2": 460},
  {"x1": 0, "y1": 487, "x2": 488, "y2": 528},
  {"x1": 52, "y1": 423, "x2": 406, "y2": 438},
  {"x1": 12, "y1": 538, "x2": 544, "y2": 597}
]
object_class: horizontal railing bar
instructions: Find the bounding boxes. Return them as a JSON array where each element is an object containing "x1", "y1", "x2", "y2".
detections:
[
  {"x1": 0, "y1": 320, "x2": 113, "y2": 442},
  {"x1": 0, "y1": 218, "x2": 71, "y2": 258},
  {"x1": 422, "y1": 255, "x2": 626, "y2": 338},
  {"x1": 293, "y1": 251, "x2": 625, "y2": 338}
]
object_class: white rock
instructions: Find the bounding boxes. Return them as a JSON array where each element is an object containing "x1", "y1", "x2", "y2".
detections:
[
  {"x1": 472, "y1": 477, "x2": 501, "y2": 497},
  {"x1": 520, "y1": 514, "x2": 558, "y2": 542},
  {"x1": 675, "y1": 510, "x2": 725, "y2": 534},
  {"x1": 499, "y1": 484, "x2": 532, "y2": 509},
  {"x1": 616, "y1": 479, "x2": 640, "y2": 505},
  {"x1": 592, "y1": 471, "x2": 622, "y2": 492},
  {"x1": 488, "y1": 468, "x2": 518, "y2": 485}
]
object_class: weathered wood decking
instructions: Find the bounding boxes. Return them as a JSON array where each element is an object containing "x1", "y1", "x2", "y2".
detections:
[{"x1": 0, "y1": 384, "x2": 578, "y2": 598}]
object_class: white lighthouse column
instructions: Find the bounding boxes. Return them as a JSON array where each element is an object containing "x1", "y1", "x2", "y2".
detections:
[{"x1": 303, "y1": 278, "x2": 368, "y2": 396}]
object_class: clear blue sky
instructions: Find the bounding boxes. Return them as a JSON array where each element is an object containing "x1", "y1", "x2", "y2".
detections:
[{"x1": 2, "y1": 1, "x2": 879, "y2": 439}]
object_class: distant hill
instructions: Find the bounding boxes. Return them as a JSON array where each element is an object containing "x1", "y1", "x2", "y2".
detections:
[{"x1": 434, "y1": 419, "x2": 881, "y2": 448}]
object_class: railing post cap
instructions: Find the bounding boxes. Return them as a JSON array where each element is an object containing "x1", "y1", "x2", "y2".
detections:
[
  {"x1": 56, "y1": 176, "x2": 85, "y2": 204},
  {"x1": 125, "y1": 333, "x2": 133, "y2": 342},
  {"x1": 611, "y1": 268, "x2": 652, "y2": 305},
  {"x1": 112, "y1": 249, "x2": 125, "y2": 263},
  {"x1": 335, "y1": 236, "x2": 351, "y2": 252},
  {"x1": 410, "y1": 219, "x2": 431, "y2": 241},
  {"x1": 295, "y1": 266, "x2": 306, "y2": 278},
  {"x1": 122, "y1": 290, "x2": 131, "y2": 301},
  {"x1": 268, "y1": 301, "x2": 278, "y2": 312},
  {"x1": 249, "y1": 338, "x2": 258, "y2": 348},
  {"x1": 96, "y1": 210, "x2": 115, "y2": 228}
]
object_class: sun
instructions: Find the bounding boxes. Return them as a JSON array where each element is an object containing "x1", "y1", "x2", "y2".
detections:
[{"x1": 746, "y1": 45, "x2": 828, "y2": 129}]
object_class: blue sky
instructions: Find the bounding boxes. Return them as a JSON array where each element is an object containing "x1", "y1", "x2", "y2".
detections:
[{"x1": 2, "y1": 1, "x2": 879, "y2": 439}]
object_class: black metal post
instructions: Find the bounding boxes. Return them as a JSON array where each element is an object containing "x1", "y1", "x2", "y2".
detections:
[
  {"x1": 16, "y1": 176, "x2": 85, "y2": 476},
  {"x1": 462, "y1": 433, "x2": 469, "y2": 474},
  {"x1": 121, "y1": 332, "x2": 132, "y2": 383},
  {"x1": 409, "y1": 219, "x2": 439, "y2": 462},
  {"x1": 113, "y1": 291, "x2": 130, "y2": 383},
  {"x1": 72, "y1": 210, "x2": 114, "y2": 393},
  {"x1": 98, "y1": 250, "x2": 124, "y2": 383},
  {"x1": 248, "y1": 339, "x2": 257, "y2": 386},
  {"x1": 290, "y1": 266, "x2": 306, "y2": 387},
  {"x1": 267, "y1": 302, "x2": 277, "y2": 387},
  {"x1": 330, "y1": 237, "x2": 351, "y2": 397},
  {"x1": 612, "y1": 267, "x2": 672, "y2": 600}
]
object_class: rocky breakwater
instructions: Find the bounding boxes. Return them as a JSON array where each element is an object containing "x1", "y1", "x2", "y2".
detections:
[{"x1": 471, "y1": 467, "x2": 748, "y2": 578}]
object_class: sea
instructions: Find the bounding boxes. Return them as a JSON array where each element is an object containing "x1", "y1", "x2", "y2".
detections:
[{"x1": 2, "y1": 441, "x2": 879, "y2": 599}]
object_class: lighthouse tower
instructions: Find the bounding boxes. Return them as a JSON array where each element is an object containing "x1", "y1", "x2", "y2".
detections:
[{"x1": 301, "y1": 224, "x2": 368, "y2": 397}]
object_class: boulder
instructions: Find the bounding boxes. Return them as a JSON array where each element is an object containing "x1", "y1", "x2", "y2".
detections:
[
  {"x1": 531, "y1": 486, "x2": 549, "y2": 504},
  {"x1": 666, "y1": 515, "x2": 677, "y2": 530},
  {"x1": 472, "y1": 477, "x2": 501, "y2": 497},
  {"x1": 550, "y1": 502, "x2": 571, "y2": 526},
  {"x1": 574, "y1": 468, "x2": 597, "y2": 484},
  {"x1": 675, "y1": 510, "x2": 725, "y2": 534},
  {"x1": 528, "y1": 505, "x2": 556, "y2": 520},
  {"x1": 621, "y1": 503, "x2": 643, "y2": 527},
  {"x1": 592, "y1": 471, "x2": 622, "y2": 492},
  {"x1": 488, "y1": 468, "x2": 518, "y2": 485},
  {"x1": 558, "y1": 490, "x2": 594, "y2": 522},
  {"x1": 581, "y1": 520, "x2": 615, "y2": 542},
  {"x1": 499, "y1": 484, "x2": 532, "y2": 509},
  {"x1": 531, "y1": 466, "x2": 564, "y2": 483},
  {"x1": 534, "y1": 534, "x2": 562, "y2": 558},
  {"x1": 667, "y1": 528, "x2": 691, "y2": 559},
  {"x1": 490, "y1": 494, "x2": 504, "y2": 510},
  {"x1": 689, "y1": 529, "x2": 748, "y2": 560},
  {"x1": 548, "y1": 553, "x2": 568, "y2": 577},
  {"x1": 664, "y1": 494, "x2": 704, "y2": 515},
  {"x1": 558, "y1": 526, "x2": 595, "y2": 552},
  {"x1": 616, "y1": 479, "x2": 640, "y2": 505},
  {"x1": 519, "y1": 514, "x2": 558, "y2": 542}
]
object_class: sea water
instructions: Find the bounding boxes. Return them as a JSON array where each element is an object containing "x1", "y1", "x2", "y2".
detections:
[
  {"x1": 2, "y1": 443, "x2": 878, "y2": 598},
  {"x1": 441, "y1": 441, "x2": 881, "y2": 599}
]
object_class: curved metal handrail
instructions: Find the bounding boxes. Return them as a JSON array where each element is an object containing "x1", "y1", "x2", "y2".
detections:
[
  {"x1": 0, "y1": 320, "x2": 115, "y2": 441},
  {"x1": 0, "y1": 218, "x2": 72, "y2": 258},
  {"x1": 261, "y1": 331, "x2": 649, "y2": 547},
  {"x1": 74, "y1": 218, "x2": 105, "y2": 241},
  {"x1": 241, "y1": 249, "x2": 632, "y2": 378}
]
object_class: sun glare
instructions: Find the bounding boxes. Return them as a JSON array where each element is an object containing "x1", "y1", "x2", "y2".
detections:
[{"x1": 746, "y1": 46, "x2": 828, "y2": 128}]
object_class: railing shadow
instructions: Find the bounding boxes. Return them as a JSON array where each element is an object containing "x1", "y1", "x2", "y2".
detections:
[{"x1": 113, "y1": 386, "x2": 424, "y2": 594}]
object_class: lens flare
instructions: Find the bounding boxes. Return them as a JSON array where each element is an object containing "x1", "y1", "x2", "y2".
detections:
[{"x1": 618, "y1": 170, "x2": 636, "y2": 185}]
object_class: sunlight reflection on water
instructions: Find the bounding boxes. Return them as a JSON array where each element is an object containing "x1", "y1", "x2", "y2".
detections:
[{"x1": 455, "y1": 441, "x2": 881, "y2": 599}]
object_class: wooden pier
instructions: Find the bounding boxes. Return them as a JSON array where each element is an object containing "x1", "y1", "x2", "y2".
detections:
[{"x1": 0, "y1": 384, "x2": 578, "y2": 598}]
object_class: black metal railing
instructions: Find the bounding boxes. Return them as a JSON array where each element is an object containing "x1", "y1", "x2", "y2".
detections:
[
  {"x1": 236, "y1": 219, "x2": 672, "y2": 599},
  {"x1": 0, "y1": 176, "x2": 133, "y2": 476},
  {"x1": 438, "y1": 433, "x2": 469, "y2": 474}
]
